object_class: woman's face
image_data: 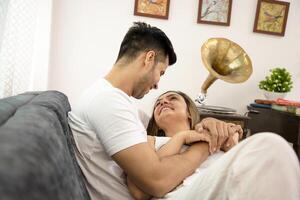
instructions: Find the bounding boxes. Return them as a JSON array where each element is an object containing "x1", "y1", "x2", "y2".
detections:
[{"x1": 153, "y1": 92, "x2": 190, "y2": 130}]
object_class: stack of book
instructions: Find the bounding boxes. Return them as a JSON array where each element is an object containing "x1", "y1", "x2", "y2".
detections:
[{"x1": 250, "y1": 98, "x2": 300, "y2": 116}]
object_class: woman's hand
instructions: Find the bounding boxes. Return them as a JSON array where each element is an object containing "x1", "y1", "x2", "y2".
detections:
[
  {"x1": 179, "y1": 130, "x2": 213, "y2": 153},
  {"x1": 178, "y1": 130, "x2": 211, "y2": 144}
]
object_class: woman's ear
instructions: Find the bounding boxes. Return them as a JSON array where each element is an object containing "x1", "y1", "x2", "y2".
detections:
[
  {"x1": 187, "y1": 112, "x2": 193, "y2": 128},
  {"x1": 187, "y1": 110, "x2": 192, "y2": 119}
]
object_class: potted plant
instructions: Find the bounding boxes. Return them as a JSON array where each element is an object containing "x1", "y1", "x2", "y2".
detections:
[{"x1": 259, "y1": 68, "x2": 293, "y2": 100}]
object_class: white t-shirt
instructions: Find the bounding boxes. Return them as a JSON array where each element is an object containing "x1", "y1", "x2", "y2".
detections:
[{"x1": 68, "y1": 78, "x2": 147, "y2": 200}]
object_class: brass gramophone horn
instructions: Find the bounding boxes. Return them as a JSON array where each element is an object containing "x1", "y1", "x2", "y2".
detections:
[{"x1": 196, "y1": 38, "x2": 253, "y2": 104}]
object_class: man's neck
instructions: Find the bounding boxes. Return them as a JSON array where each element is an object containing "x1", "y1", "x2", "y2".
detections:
[{"x1": 104, "y1": 63, "x2": 136, "y2": 96}]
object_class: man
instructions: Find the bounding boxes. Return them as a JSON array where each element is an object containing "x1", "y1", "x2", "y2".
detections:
[
  {"x1": 68, "y1": 22, "x2": 232, "y2": 199},
  {"x1": 68, "y1": 22, "x2": 300, "y2": 200}
]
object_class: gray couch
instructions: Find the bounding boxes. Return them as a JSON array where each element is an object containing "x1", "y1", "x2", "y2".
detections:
[{"x1": 0, "y1": 91, "x2": 90, "y2": 200}]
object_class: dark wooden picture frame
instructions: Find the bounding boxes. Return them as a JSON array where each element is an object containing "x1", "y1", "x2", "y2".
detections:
[
  {"x1": 197, "y1": 0, "x2": 232, "y2": 26},
  {"x1": 134, "y1": 0, "x2": 170, "y2": 20},
  {"x1": 253, "y1": 0, "x2": 290, "y2": 36}
]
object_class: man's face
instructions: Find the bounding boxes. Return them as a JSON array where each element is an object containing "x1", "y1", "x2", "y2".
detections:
[{"x1": 132, "y1": 56, "x2": 168, "y2": 99}]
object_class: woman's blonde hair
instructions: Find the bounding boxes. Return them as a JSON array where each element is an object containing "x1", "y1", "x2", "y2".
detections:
[{"x1": 146, "y1": 91, "x2": 199, "y2": 136}]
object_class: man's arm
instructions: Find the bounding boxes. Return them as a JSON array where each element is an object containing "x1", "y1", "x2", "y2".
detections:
[
  {"x1": 120, "y1": 118, "x2": 242, "y2": 196},
  {"x1": 127, "y1": 175, "x2": 151, "y2": 200},
  {"x1": 127, "y1": 132, "x2": 212, "y2": 199},
  {"x1": 113, "y1": 140, "x2": 209, "y2": 198}
]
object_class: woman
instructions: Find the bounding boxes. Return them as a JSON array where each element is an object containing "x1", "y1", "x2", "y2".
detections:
[
  {"x1": 127, "y1": 91, "x2": 242, "y2": 200},
  {"x1": 127, "y1": 91, "x2": 300, "y2": 200},
  {"x1": 147, "y1": 90, "x2": 241, "y2": 152}
]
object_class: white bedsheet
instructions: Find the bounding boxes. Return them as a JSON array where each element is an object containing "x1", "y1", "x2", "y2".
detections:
[{"x1": 152, "y1": 151, "x2": 224, "y2": 200}]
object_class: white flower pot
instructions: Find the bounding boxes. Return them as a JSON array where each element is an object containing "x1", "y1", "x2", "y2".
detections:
[{"x1": 263, "y1": 90, "x2": 287, "y2": 100}]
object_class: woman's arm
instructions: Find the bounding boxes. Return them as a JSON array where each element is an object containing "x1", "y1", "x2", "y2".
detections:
[
  {"x1": 156, "y1": 132, "x2": 187, "y2": 158},
  {"x1": 157, "y1": 130, "x2": 211, "y2": 158}
]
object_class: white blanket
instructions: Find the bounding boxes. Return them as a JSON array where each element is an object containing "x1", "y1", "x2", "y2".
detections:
[{"x1": 152, "y1": 136, "x2": 224, "y2": 200}]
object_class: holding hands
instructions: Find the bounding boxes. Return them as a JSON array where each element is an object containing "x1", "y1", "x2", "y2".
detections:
[{"x1": 194, "y1": 118, "x2": 243, "y2": 154}]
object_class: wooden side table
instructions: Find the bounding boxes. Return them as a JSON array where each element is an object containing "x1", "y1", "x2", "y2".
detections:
[{"x1": 247, "y1": 106, "x2": 300, "y2": 160}]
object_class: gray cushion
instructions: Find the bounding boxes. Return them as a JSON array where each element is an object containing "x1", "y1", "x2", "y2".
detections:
[{"x1": 0, "y1": 91, "x2": 90, "y2": 200}]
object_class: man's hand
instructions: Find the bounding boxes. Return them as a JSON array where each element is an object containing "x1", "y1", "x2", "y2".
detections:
[
  {"x1": 221, "y1": 123, "x2": 243, "y2": 152},
  {"x1": 195, "y1": 117, "x2": 230, "y2": 154},
  {"x1": 127, "y1": 175, "x2": 151, "y2": 200}
]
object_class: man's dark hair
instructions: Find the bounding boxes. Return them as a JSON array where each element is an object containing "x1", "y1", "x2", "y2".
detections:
[{"x1": 116, "y1": 22, "x2": 176, "y2": 65}]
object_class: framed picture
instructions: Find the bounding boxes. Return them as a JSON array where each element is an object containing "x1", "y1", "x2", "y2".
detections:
[
  {"x1": 253, "y1": 0, "x2": 290, "y2": 36},
  {"x1": 197, "y1": 0, "x2": 232, "y2": 26},
  {"x1": 134, "y1": 0, "x2": 170, "y2": 20}
]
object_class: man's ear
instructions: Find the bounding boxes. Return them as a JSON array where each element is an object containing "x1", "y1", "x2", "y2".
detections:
[{"x1": 144, "y1": 50, "x2": 156, "y2": 68}]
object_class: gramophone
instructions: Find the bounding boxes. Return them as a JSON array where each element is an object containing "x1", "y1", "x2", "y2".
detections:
[{"x1": 196, "y1": 38, "x2": 253, "y2": 114}]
